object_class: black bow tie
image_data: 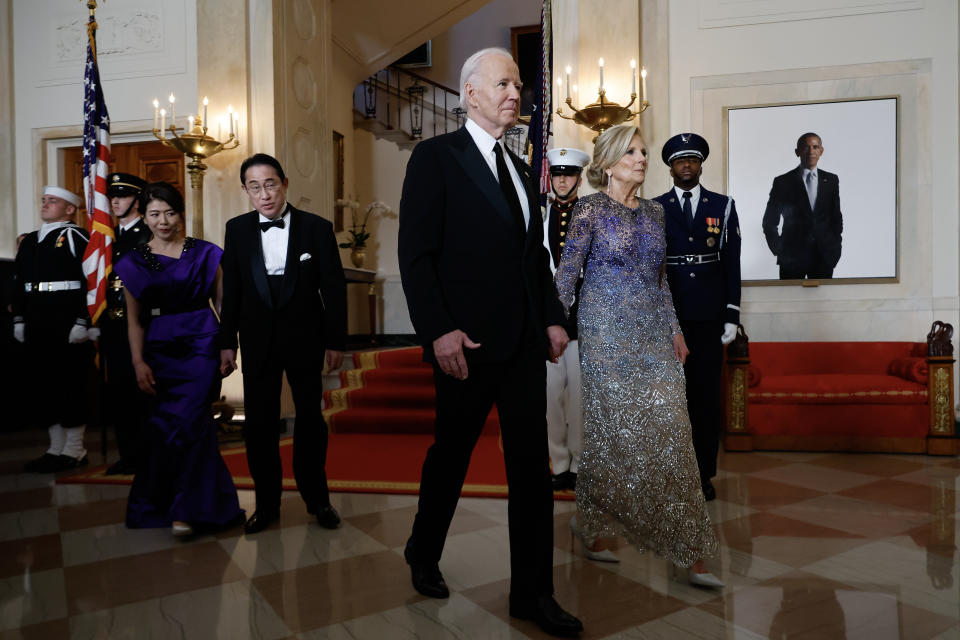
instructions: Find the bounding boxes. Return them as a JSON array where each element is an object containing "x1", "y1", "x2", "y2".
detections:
[{"x1": 259, "y1": 218, "x2": 285, "y2": 232}]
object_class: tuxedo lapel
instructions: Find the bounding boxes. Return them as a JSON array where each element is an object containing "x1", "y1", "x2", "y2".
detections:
[
  {"x1": 247, "y1": 213, "x2": 273, "y2": 309},
  {"x1": 507, "y1": 147, "x2": 541, "y2": 252},
  {"x1": 450, "y1": 128, "x2": 516, "y2": 233},
  {"x1": 793, "y1": 167, "x2": 814, "y2": 216},
  {"x1": 275, "y1": 207, "x2": 301, "y2": 308}
]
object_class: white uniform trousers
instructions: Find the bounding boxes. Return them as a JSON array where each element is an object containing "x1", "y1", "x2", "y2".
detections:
[{"x1": 546, "y1": 339, "x2": 582, "y2": 475}]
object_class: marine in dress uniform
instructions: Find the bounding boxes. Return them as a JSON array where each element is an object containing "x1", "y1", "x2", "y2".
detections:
[
  {"x1": 543, "y1": 147, "x2": 589, "y2": 492},
  {"x1": 14, "y1": 186, "x2": 95, "y2": 473},
  {"x1": 652, "y1": 134, "x2": 742, "y2": 501},
  {"x1": 101, "y1": 172, "x2": 150, "y2": 475}
]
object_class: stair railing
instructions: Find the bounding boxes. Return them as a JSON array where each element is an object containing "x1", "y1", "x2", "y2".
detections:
[{"x1": 355, "y1": 66, "x2": 529, "y2": 158}]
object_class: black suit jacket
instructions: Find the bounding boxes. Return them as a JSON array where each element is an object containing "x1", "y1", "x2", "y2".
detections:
[
  {"x1": 398, "y1": 127, "x2": 564, "y2": 363},
  {"x1": 219, "y1": 206, "x2": 347, "y2": 372},
  {"x1": 762, "y1": 166, "x2": 843, "y2": 271}
]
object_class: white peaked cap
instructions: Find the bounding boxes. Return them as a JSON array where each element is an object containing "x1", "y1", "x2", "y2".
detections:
[
  {"x1": 43, "y1": 186, "x2": 81, "y2": 208},
  {"x1": 546, "y1": 147, "x2": 590, "y2": 169}
]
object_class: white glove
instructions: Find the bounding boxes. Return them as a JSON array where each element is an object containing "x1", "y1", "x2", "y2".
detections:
[
  {"x1": 87, "y1": 327, "x2": 101, "y2": 342},
  {"x1": 721, "y1": 322, "x2": 738, "y2": 345},
  {"x1": 13, "y1": 322, "x2": 24, "y2": 343},
  {"x1": 68, "y1": 323, "x2": 90, "y2": 344}
]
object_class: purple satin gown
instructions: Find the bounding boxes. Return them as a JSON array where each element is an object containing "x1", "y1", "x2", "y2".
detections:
[{"x1": 114, "y1": 238, "x2": 243, "y2": 529}]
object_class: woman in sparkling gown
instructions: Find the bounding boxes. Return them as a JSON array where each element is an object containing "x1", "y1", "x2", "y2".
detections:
[
  {"x1": 555, "y1": 125, "x2": 722, "y2": 586},
  {"x1": 114, "y1": 182, "x2": 243, "y2": 536}
]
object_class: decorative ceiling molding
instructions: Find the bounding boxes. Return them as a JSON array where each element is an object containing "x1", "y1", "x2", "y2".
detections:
[
  {"x1": 331, "y1": 0, "x2": 491, "y2": 80},
  {"x1": 698, "y1": 0, "x2": 924, "y2": 29}
]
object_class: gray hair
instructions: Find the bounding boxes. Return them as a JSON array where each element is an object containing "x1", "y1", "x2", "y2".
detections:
[
  {"x1": 459, "y1": 47, "x2": 515, "y2": 109},
  {"x1": 585, "y1": 125, "x2": 643, "y2": 189}
]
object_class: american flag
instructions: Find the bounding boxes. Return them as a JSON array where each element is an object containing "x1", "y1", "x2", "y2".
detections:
[{"x1": 80, "y1": 14, "x2": 113, "y2": 324}]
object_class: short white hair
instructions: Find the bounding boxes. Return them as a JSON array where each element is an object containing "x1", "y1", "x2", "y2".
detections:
[{"x1": 459, "y1": 47, "x2": 515, "y2": 109}]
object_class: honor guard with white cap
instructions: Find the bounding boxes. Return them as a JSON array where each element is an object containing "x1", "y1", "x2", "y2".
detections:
[
  {"x1": 101, "y1": 172, "x2": 150, "y2": 475},
  {"x1": 13, "y1": 186, "x2": 95, "y2": 473},
  {"x1": 652, "y1": 133, "x2": 742, "y2": 501},
  {"x1": 543, "y1": 146, "x2": 589, "y2": 492}
]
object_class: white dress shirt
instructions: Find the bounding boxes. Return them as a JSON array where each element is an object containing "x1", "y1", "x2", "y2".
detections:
[
  {"x1": 673, "y1": 183, "x2": 702, "y2": 220},
  {"x1": 259, "y1": 204, "x2": 290, "y2": 275},
  {"x1": 465, "y1": 117, "x2": 530, "y2": 230},
  {"x1": 118, "y1": 216, "x2": 141, "y2": 234}
]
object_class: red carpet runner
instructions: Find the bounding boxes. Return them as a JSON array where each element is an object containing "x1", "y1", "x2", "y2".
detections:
[{"x1": 61, "y1": 348, "x2": 574, "y2": 498}]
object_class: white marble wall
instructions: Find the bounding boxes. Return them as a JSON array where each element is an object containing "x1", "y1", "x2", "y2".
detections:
[
  {"x1": 667, "y1": 1, "x2": 959, "y2": 401},
  {"x1": 9, "y1": 0, "x2": 199, "y2": 251}
]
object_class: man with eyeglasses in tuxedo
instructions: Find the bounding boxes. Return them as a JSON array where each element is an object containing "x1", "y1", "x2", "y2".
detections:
[{"x1": 219, "y1": 153, "x2": 347, "y2": 535}]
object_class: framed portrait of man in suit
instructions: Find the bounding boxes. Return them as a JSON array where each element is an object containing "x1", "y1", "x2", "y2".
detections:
[{"x1": 725, "y1": 96, "x2": 899, "y2": 284}]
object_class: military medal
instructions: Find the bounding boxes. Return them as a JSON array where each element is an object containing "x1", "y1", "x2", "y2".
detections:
[
  {"x1": 706, "y1": 237, "x2": 716, "y2": 247},
  {"x1": 705, "y1": 217, "x2": 720, "y2": 234}
]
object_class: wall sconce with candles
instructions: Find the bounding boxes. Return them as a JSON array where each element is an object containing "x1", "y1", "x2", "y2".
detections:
[
  {"x1": 151, "y1": 93, "x2": 240, "y2": 239},
  {"x1": 556, "y1": 58, "x2": 649, "y2": 139}
]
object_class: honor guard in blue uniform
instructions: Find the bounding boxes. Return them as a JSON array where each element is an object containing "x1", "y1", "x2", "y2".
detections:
[
  {"x1": 101, "y1": 172, "x2": 150, "y2": 475},
  {"x1": 543, "y1": 147, "x2": 589, "y2": 492},
  {"x1": 653, "y1": 134, "x2": 742, "y2": 501},
  {"x1": 14, "y1": 186, "x2": 94, "y2": 473}
]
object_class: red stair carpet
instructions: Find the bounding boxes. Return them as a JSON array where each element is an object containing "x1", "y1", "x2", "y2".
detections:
[{"x1": 322, "y1": 347, "x2": 499, "y2": 435}]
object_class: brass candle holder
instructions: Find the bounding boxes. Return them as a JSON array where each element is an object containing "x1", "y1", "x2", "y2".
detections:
[
  {"x1": 556, "y1": 89, "x2": 648, "y2": 138},
  {"x1": 151, "y1": 101, "x2": 239, "y2": 239}
]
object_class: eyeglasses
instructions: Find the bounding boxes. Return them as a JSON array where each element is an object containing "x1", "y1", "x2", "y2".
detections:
[{"x1": 245, "y1": 181, "x2": 282, "y2": 197}]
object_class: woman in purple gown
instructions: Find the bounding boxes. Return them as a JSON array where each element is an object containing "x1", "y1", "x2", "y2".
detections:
[{"x1": 114, "y1": 182, "x2": 242, "y2": 536}]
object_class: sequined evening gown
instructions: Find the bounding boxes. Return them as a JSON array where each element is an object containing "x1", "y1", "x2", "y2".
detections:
[{"x1": 555, "y1": 192, "x2": 717, "y2": 568}]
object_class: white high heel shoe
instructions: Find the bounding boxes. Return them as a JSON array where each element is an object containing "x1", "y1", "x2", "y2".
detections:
[
  {"x1": 687, "y1": 569, "x2": 724, "y2": 588},
  {"x1": 172, "y1": 521, "x2": 194, "y2": 537},
  {"x1": 569, "y1": 516, "x2": 619, "y2": 563}
]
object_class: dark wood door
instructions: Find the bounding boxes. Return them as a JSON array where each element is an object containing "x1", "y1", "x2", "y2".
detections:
[{"x1": 62, "y1": 140, "x2": 184, "y2": 222}]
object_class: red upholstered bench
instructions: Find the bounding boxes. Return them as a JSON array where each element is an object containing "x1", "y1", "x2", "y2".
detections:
[{"x1": 723, "y1": 322, "x2": 957, "y2": 455}]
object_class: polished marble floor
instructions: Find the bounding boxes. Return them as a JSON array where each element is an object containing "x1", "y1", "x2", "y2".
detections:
[{"x1": 2, "y1": 428, "x2": 960, "y2": 639}]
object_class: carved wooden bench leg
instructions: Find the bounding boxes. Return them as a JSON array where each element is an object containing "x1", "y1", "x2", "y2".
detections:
[
  {"x1": 926, "y1": 320, "x2": 957, "y2": 455},
  {"x1": 724, "y1": 324, "x2": 752, "y2": 452}
]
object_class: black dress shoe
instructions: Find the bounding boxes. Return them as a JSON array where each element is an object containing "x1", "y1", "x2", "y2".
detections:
[
  {"x1": 243, "y1": 510, "x2": 280, "y2": 534},
  {"x1": 552, "y1": 471, "x2": 576, "y2": 492},
  {"x1": 24, "y1": 453, "x2": 60, "y2": 473},
  {"x1": 701, "y1": 479, "x2": 717, "y2": 502},
  {"x1": 54, "y1": 454, "x2": 88, "y2": 472},
  {"x1": 315, "y1": 504, "x2": 341, "y2": 529},
  {"x1": 105, "y1": 459, "x2": 137, "y2": 476},
  {"x1": 510, "y1": 595, "x2": 583, "y2": 637},
  {"x1": 404, "y1": 543, "x2": 449, "y2": 598}
]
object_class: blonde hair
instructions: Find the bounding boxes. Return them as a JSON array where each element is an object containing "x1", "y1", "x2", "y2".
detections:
[{"x1": 585, "y1": 124, "x2": 643, "y2": 189}]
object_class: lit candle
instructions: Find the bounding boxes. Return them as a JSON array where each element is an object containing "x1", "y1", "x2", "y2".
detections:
[
  {"x1": 234, "y1": 114, "x2": 240, "y2": 143},
  {"x1": 187, "y1": 115, "x2": 194, "y2": 131},
  {"x1": 227, "y1": 105, "x2": 234, "y2": 136},
  {"x1": 152, "y1": 98, "x2": 159, "y2": 130},
  {"x1": 598, "y1": 58, "x2": 604, "y2": 91},
  {"x1": 573, "y1": 84, "x2": 578, "y2": 96},
  {"x1": 202, "y1": 96, "x2": 208, "y2": 129},
  {"x1": 160, "y1": 108, "x2": 166, "y2": 135},
  {"x1": 565, "y1": 65, "x2": 572, "y2": 100},
  {"x1": 630, "y1": 59, "x2": 636, "y2": 95},
  {"x1": 640, "y1": 67, "x2": 648, "y2": 102}
]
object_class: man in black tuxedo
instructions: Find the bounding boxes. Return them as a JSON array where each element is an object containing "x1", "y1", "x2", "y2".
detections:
[
  {"x1": 100, "y1": 172, "x2": 150, "y2": 475},
  {"x1": 398, "y1": 47, "x2": 582, "y2": 638},
  {"x1": 762, "y1": 132, "x2": 843, "y2": 280},
  {"x1": 219, "y1": 153, "x2": 347, "y2": 535}
]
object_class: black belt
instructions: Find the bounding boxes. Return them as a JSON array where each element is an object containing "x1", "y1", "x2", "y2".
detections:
[
  {"x1": 665, "y1": 252, "x2": 719, "y2": 266},
  {"x1": 148, "y1": 303, "x2": 211, "y2": 317}
]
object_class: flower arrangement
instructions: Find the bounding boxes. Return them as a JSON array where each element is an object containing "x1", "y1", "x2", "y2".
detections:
[{"x1": 337, "y1": 199, "x2": 391, "y2": 250}]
